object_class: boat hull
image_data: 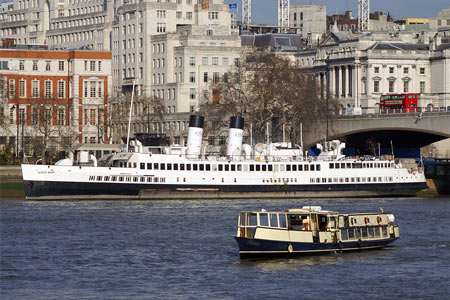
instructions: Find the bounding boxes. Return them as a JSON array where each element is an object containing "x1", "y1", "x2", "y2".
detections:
[
  {"x1": 235, "y1": 236, "x2": 398, "y2": 258},
  {"x1": 23, "y1": 180, "x2": 427, "y2": 200}
]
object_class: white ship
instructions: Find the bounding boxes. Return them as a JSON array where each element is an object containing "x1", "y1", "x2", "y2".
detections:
[{"x1": 22, "y1": 115, "x2": 427, "y2": 199}]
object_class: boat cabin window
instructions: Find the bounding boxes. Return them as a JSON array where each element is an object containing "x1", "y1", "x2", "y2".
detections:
[
  {"x1": 147, "y1": 163, "x2": 152, "y2": 170},
  {"x1": 330, "y1": 163, "x2": 334, "y2": 169},
  {"x1": 288, "y1": 214, "x2": 309, "y2": 231},
  {"x1": 268, "y1": 164, "x2": 273, "y2": 171},
  {"x1": 259, "y1": 213, "x2": 269, "y2": 226},
  {"x1": 186, "y1": 164, "x2": 191, "y2": 171},
  {"x1": 298, "y1": 165, "x2": 303, "y2": 171},
  {"x1": 237, "y1": 164, "x2": 242, "y2": 171},
  {"x1": 161, "y1": 163, "x2": 166, "y2": 170},
  {"x1": 140, "y1": 163, "x2": 145, "y2": 170},
  {"x1": 269, "y1": 213, "x2": 278, "y2": 227},
  {"x1": 256, "y1": 165, "x2": 261, "y2": 171},
  {"x1": 304, "y1": 165, "x2": 309, "y2": 171},
  {"x1": 225, "y1": 165, "x2": 229, "y2": 171},
  {"x1": 250, "y1": 165, "x2": 255, "y2": 171},
  {"x1": 167, "y1": 163, "x2": 172, "y2": 170},
  {"x1": 262, "y1": 164, "x2": 266, "y2": 171},
  {"x1": 154, "y1": 163, "x2": 159, "y2": 170},
  {"x1": 193, "y1": 164, "x2": 198, "y2": 171},
  {"x1": 205, "y1": 164, "x2": 210, "y2": 171},
  {"x1": 174, "y1": 164, "x2": 178, "y2": 170},
  {"x1": 231, "y1": 164, "x2": 235, "y2": 171},
  {"x1": 239, "y1": 212, "x2": 258, "y2": 227},
  {"x1": 219, "y1": 164, "x2": 223, "y2": 171}
]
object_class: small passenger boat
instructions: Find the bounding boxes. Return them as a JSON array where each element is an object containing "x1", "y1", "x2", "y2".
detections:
[{"x1": 235, "y1": 206, "x2": 399, "y2": 258}]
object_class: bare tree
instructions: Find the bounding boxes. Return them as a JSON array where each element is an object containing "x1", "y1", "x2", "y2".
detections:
[{"x1": 200, "y1": 48, "x2": 338, "y2": 145}]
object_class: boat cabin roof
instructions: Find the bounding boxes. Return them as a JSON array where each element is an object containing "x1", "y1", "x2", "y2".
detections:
[{"x1": 240, "y1": 207, "x2": 339, "y2": 215}]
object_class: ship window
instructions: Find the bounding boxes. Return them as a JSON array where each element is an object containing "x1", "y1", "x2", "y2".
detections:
[
  {"x1": 362, "y1": 227, "x2": 368, "y2": 238},
  {"x1": 231, "y1": 164, "x2": 235, "y2": 171},
  {"x1": 133, "y1": 177, "x2": 138, "y2": 182},
  {"x1": 133, "y1": 163, "x2": 137, "y2": 168},
  {"x1": 219, "y1": 164, "x2": 223, "y2": 171},
  {"x1": 346, "y1": 163, "x2": 351, "y2": 168},
  {"x1": 259, "y1": 213, "x2": 269, "y2": 226},
  {"x1": 269, "y1": 213, "x2": 278, "y2": 227},
  {"x1": 262, "y1": 165, "x2": 266, "y2": 171},
  {"x1": 161, "y1": 178, "x2": 165, "y2": 183},
  {"x1": 322, "y1": 178, "x2": 326, "y2": 183},
  {"x1": 112, "y1": 176, "x2": 117, "y2": 181},
  {"x1": 244, "y1": 165, "x2": 249, "y2": 172},
  {"x1": 154, "y1": 177, "x2": 159, "y2": 183},
  {"x1": 167, "y1": 163, "x2": 172, "y2": 170},
  {"x1": 206, "y1": 164, "x2": 210, "y2": 171},
  {"x1": 280, "y1": 165, "x2": 285, "y2": 172},
  {"x1": 140, "y1": 163, "x2": 145, "y2": 169},
  {"x1": 147, "y1": 163, "x2": 152, "y2": 170},
  {"x1": 248, "y1": 213, "x2": 258, "y2": 226},
  {"x1": 237, "y1": 164, "x2": 242, "y2": 171},
  {"x1": 234, "y1": 178, "x2": 237, "y2": 182},
  {"x1": 367, "y1": 177, "x2": 371, "y2": 182},
  {"x1": 274, "y1": 165, "x2": 279, "y2": 172},
  {"x1": 341, "y1": 229, "x2": 348, "y2": 240},
  {"x1": 373, "y1": 177, "x2": 377, "y2": 182},
  {"x1": 174, "y1": 164, "x2": 178, "y2": 170},
  {"x1": 335, "y1": 163, "x2": 339, "y2": 169},
  {"x1": 140, "y1": 177, "x2": 145, "y2": 182},
  {"x1": 341, "y1": 163, "x2": 345, "y2": 169},
  {"x1": 292, "y1": 165, "x2": 297, "y2": 171},
  {"x1": 104, "y1": 176, "x2": 109, "y2": 181},
  {"x1": 119, "y1": 176, "x2": 124, "y2": 182},
  {"x1": 368, "y1": 227, "x2": 374, "y2": 238},
  {"x1": 212, "y1": 164, "x2": 218, "y2": 171},
  {"x1": 378, "y1": 177, "x2": 382, "y2": 182},
  {"x1": 180, "y1": 164, "x2": 185, "y2": 171},
  {"x1": 316, "y1": 164, "x2": 320, "y2": 171},
  {"x1": 310, "y1": 178, "x2": 314, "y2": 183},
  {"x1": 374, "y1": 226, "x2": 380, "y2": 237},
  {"x1": 339, "y1": 178, "x2": 344, "y2": 183},
  {"x1": 345, "y1": 178, "x2": 349, "y2": 183},
  {"x1": 279, "y1": 214, "x2": 287, "y2": 227},
  {"x1": 250, "y1": 165, "x2": 255, "y2": 171},
  {"x1": 382, "y1": 226, "x2": 388, "y2": 237},
  {"x1": 328, "y1": 178, "x2": 332, "y2": 183},
  {"x1": 362, "y1": 177, "x2": 366, "y2": 182},
  {"x1": 286, "y1": 165, "x2": 291, "y2": 171},
  {"x1": 199, "y1": 164, "x2": 204, "y2": 171},
  {"x1": 154, "y1": 163, "x2": 159, "y2": 170},
  {"x1": 330, "y1": 163, "x2": 334, "y2": 169},
  {"x1": 256, "y1": 165, "x2": 260, "y2": 171},
  {"x1": 126, "y1": 177, "x2": 131, "y2": 182},
  {"x1": 304, "y1": 165, "x2": 309, "y2": 171},
  {"x1": 161, "y1": 164, "x2": 166, "y2": 170},
  {"x1": 187, "y1": 164, "x2": 191, "y2": 171},
  {"x1": 348, "y1": 228, "x2": 355, "y2": 239},
  {"x1": 370, "y1": 163, "x2": 373, "y2": 168},
  {"x1": 351, "y1": 178, "x2": 355, "y2": 182},
  {"x1": 316, "y1": 178, "x2": 320, "y2": 183},
  {"x1": 193, "y1": 164, "x2": 198, "y2": 171},
  {"x1": 147, "y1": 177, "x2": 152, "y2": 182},
  {"x1": 225, "y1": 165, "x2": 229, "y2": 171},
  {"x1": 183, "y1": 178, "x2": 186, "y2": 182},
  {"x1": 221, "y1": 178, "x2": 224, "y2": 182},
  {"x1": 97, "y1": 176, "x2": 102, "y2": 181},
  {"x1": 298, "y1": 165, "x2": 303, "y2": 171},
  {"x1": 268, "y1": 165, "x2": 273, "y2": 171}
]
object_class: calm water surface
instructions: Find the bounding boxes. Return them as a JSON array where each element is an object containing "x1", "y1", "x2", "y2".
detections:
[{"x1": 1, "y1": 197, "x2": 449, "y2": 299}]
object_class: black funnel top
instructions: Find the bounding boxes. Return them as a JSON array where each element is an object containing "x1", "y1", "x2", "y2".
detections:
[
  {"x1": 230, "y1": 116, "x2": 244, "y2": 129},
  {"x1": 189, "y1": 115, "x2": 204, "y2": 128}
]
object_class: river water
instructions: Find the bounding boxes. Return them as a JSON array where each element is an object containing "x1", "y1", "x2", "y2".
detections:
[{"x1": 1, "y1": 197, "x2": 449, "y2": 299}]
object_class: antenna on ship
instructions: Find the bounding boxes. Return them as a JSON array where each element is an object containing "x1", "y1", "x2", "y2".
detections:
[{"x1": 125, "y1": 79, "x2": 136, "y2": 152}]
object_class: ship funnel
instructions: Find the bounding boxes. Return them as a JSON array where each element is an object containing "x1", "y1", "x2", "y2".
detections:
[
  {"x1": 186, "y1": 115, "x2": 204, "y2": 157},
  {"x1": 226, "y1": 116, "x2": 244, "y2": 157}
]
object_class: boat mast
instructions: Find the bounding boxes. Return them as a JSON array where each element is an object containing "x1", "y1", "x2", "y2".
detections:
[{"x1": 126, "y1": 80, "x2": 136, "y2": 151}]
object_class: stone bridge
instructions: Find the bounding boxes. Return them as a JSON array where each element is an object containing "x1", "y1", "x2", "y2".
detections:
[{"x1": 302, "y1": 112, "x2": 450, "y2": 152}]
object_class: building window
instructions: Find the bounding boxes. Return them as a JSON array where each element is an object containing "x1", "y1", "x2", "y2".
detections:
[
  {"x1": 186, "y1": 12, "x2": 192, "y2": 20},
  {"x1": 389, "y1": 67, "x2": 394, "y2": 73},
  {"x1": 90, "y1": 61, "x2": 95, "y2": 71},
  {"x1": 212, "y1": 57, "x2": 218, "y2": 65},
  {"x1": 176, "y1": 11, "x2": 182, "y2": 19},
  {"x1": 45, "y1": 80, "x2": 52, "y2": 98},
  {"x1": 32, "y1": 107, "x2": 39, "y2": 125},
  {"x1": 157, "y1": 23, "x2": 166, "y2": 33},
  {"x1": 58, "y1": 80, "x2": 65, "y2": 98},
  {"x1": 189, "y1": 88, "x2": 195, "y2": 99},
  {"x1": 420, "y1": 67, "x2": 425, "y2": 75},
  {"x1": 157, "y1": 10, "x2": 166, "y2": 18},
  {"x1": 189, "y1": 72, "x2": 195, "y2": 83},
  {"x1": 90, "y1": 82, "x2": 96, "y2": 98},
  {"x1": 57, "y1": 108, "x2": 65, "y2": 125},
  {"x1": 222, "y1": 57, "x2": 228, "y2": 66},
  {"x1": 45, "y1": 108, "x2": 52, "y2": 125},
  {"x1": 90, "y1": 109, "x2": 96, "y2": 125},
  {"x1": 32, "y1": 60, "x2": 38, "y2": 71},
  {"x1": 388, "y1": 80, "x2": 395, "y2": 93},
  {"x1": 8, "y1": 79, "x2": 15, "y2": 98},
  {"x1": 189, "y1": 57, "x2": 195, "y2": 66},
  {"x1": 58, "y1": 61, "x2": 64, "y2": 71},
  {"x1": 98, "y1": 61, "x2": 102, "y2": 71},
  {"x1": 403, "y1": 81, "x2": 409, "y2": 93},
  {"x1": 19, "y1": 80, "x2": 26, "y2": 97},
  {"x1": 203, "y1": 72, "x2": 208, "y2": 83},
  {"x1": 19, "y1": 60, "x2": 24, "y2": 70},
  {"x1": 202, "y1": 57, "x2": 208, "y2": 65},
  {"x1": 98, "y1": 81, "x2": 103, "y2": 97},
  {"x1": 208, "y1": 12, "x2": 218, "y2": 19},
  {"x1": 46, "y1": 61, "x2": 51, "y2": 71},
  {"x1": 420, "y1": 81, "x2": 425, "y2": 93},
  {"x1": 206, "y1": 30, "x2": 213, "y2": 36},
  {"x1": 32, "y1": 80, "x2": 39, "y2": 98},
  {"x1": 373, "y1": 80, "x2": 379, "y2": 93},
  {"x1": 213, "y1": 72, "x2": 219, "y2": 83},
  {"x1": 374, "y1": 66, "x2": 379, "y2": 74},
  {"x1": 403, "y1": 67, "x2": 409, "y2": 74}
]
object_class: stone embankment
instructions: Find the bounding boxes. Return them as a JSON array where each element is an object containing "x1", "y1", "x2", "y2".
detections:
[{"x1": 0, "y1": 166, "x2": 22, "y2": 182}]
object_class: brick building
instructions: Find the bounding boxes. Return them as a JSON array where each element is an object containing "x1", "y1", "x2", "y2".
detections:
[{"x1": 0, "y1": 44, "x2": 112, "y2": 158}]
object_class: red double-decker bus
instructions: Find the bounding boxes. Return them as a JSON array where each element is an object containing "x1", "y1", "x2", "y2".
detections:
[{"x1": 379, "y1": 93, "x2": 418, "y2": 113}]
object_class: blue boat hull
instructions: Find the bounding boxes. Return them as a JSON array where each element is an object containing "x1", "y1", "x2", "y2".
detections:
[{"x1": 235, "y1": 236, "x2": 398, "y2": 258}]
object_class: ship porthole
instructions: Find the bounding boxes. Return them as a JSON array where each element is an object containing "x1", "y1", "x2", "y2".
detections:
[
  {"x1": 288, "y1": 244, "x2": 293, "y2": 253},
  {"x1": 338, "y1": 240, "x2": 343, "y2": 249}
]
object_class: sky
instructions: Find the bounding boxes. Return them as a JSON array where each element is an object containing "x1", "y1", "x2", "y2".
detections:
[{"x1": 224, "y1": 0, "x2": 450, "y2": 25}]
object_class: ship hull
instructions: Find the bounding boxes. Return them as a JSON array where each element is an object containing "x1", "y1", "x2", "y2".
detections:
[
  {"x1": 23, "y1": 179, "x2": 427, "y2": 200},
  {"x1": 235, "y1": 236, "x2": 398, "y2": 258}
]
